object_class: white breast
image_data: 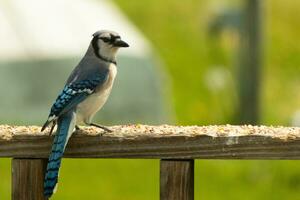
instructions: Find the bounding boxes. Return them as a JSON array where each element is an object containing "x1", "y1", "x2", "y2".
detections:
[{"x1": 76, "y1": 63, "x2": 117, "y2": 124}]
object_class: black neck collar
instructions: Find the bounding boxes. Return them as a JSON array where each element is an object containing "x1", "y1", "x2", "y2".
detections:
[
  {"x1": 91, "y1": 37, "x2": 117, "y2": 65},
  {"x1": 97, "y1": 54, "x2": 117, "y2": 65}
]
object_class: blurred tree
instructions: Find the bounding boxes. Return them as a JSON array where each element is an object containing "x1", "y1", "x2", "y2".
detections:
[
  {"x1": 208, "y1": 0, "x2": 262, "y2": 125},
  {"x1": 237, "y1": 0, "x2": 262, "y2": 124}
]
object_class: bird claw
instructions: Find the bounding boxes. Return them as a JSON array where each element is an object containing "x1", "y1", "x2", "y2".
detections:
[
  {"x1": 75, "y1": 125, "x2": 81, "y2": 131},
  {"x1": 89, "y1": 123, "x2": 113, "y2": 134}
]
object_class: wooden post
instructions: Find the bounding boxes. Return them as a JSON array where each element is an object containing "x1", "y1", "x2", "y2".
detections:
[
  {"x1": 160, "y1": 159, "x2": 194, "y2": 200},
  {"x1": 12, "y1": 158, "x2": 48, "y2": 200},
  {"x1": 237, "y1": 0, "x2": 262, "y2": 124}
]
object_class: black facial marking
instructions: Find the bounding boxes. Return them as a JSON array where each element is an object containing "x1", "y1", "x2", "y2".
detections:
[
  {"x1": 98, "y1": 34, "x2": 121, "y2": 44},
  {"x1": 91, "y1": 36, "x2": 101, "y2": 58},
  {"x1": 111, "y1": 35, "x2": 120, "y2": 43},
  {"x1": 91, "y1": 35, "x2": 117, "y2": 65},
  {"x1": 99, "y1": 37, "x2": 110, "y2": 43}
]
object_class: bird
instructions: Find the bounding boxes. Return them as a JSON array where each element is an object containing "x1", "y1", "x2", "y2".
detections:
[{"x1": 41, "y1": 30, "x2": 129, "y2": 198}]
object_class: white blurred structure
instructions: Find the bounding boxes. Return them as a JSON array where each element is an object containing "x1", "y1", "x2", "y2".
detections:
[
  {"x1": 0, "y1": 0, "x2": 150, "y2": 60},
  {"x1": 0, "y1": 0, "x2": 171, "y2": 125}
]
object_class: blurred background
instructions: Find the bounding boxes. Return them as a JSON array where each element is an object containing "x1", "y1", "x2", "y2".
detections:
[{"x1": 1, "y1": 0, "x2": 300, "y2": 199}]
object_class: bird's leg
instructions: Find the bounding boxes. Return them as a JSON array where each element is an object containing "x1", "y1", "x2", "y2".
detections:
[{"x1": 89, "y1": 123, "x2": 113, "y2": 133}]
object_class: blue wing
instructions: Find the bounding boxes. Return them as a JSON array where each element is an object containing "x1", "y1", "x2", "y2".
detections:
[{"x1": 41, "y1": 74, "x2": 108, "y2": 131}]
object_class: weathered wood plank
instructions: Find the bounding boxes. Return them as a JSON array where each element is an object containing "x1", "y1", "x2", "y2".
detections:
[
  {"x1": 160, "y1": 160, "x2": 194, "y2": 200},
  {"x1": 12, "y1": 158, "x2": 48, "y2": 200},
  {"x1": 1, "y1": 125, "x2": 300, "y2": 159}
]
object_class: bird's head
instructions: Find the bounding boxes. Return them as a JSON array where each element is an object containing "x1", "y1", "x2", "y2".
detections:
[{"x1": 91, "y1": 30, "x2": 129, "y2": 62}]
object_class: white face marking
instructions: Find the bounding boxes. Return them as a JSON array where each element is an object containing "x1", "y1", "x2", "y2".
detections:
[{"x1": 97, "y1": 39, "x2": 119, "y2": 60}]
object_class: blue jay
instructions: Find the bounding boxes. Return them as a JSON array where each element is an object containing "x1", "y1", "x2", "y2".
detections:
[{"x1": 41, "y1": 30, "x2": 129, "y2": 198}]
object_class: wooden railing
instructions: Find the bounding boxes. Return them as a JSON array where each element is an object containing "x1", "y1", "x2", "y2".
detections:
[{"x1": 1, "y1": 124, "x2": 300, "y2": 200}]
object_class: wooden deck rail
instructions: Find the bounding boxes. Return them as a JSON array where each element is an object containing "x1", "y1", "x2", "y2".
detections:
[{"x1": 1, "y1": 124, "x2": 300, "y2": 200}]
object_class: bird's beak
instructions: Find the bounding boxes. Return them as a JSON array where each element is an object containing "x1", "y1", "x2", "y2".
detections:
[{"x1": 113, "y1": 38, "x2": 129, "y2": 48}]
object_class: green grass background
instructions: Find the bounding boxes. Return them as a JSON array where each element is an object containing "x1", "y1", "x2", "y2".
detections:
[{"x1": 2, "y1": 0, "x2": 300, "y2": 199}]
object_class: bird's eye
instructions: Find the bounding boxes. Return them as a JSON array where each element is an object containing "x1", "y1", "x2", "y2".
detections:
[{"x1": 99, "y1": 37, "x2": 111, "y2": 43}]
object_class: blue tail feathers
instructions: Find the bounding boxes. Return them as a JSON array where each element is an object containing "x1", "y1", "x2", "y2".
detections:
[{"x1": 44, "y1": 111, "x2": 76, "y2": 198}]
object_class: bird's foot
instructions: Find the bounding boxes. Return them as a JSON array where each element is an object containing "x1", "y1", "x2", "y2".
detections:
[
  {"x1": 74, "y1": 125, "x2": 83, "y2": 134},
  {"x1": 89, "y1": 123, "x2": 113, "y2": 133},
  {"x1": 75, "y1": 125, "x2": 81, "y2": 131}
]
